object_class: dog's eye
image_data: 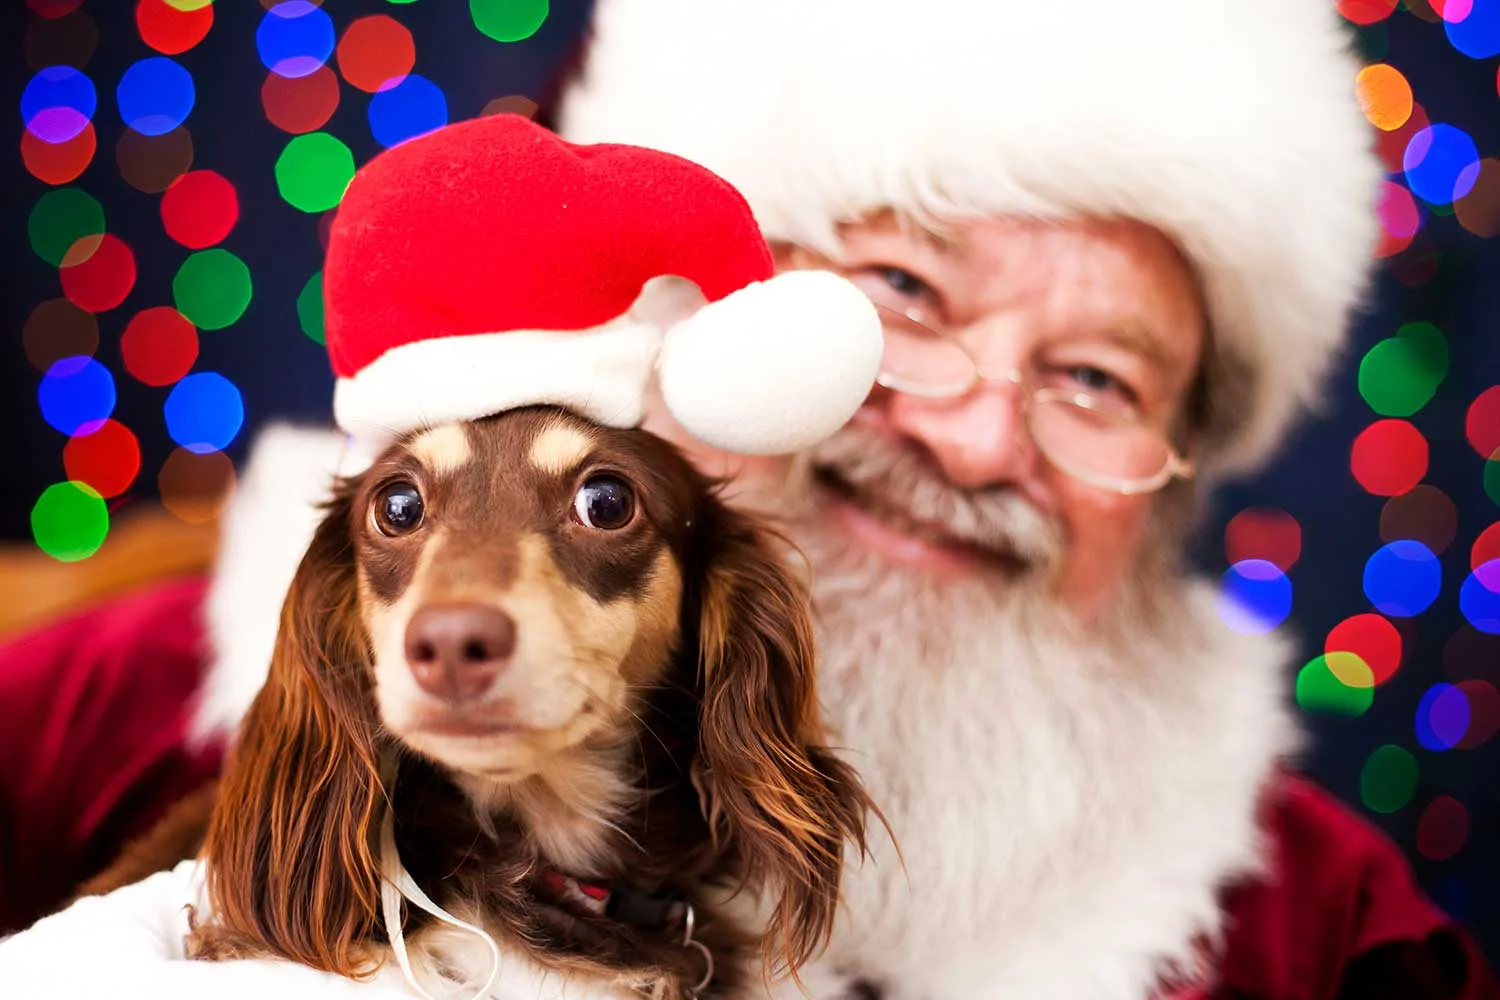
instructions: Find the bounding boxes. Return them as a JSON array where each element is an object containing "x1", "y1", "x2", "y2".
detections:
[
  {"x1": 572, "y1": 475, "x2": 635, "y2": 531},
  {"x1": 374, "y1": 482, "x2": 424, "y2": 536}
]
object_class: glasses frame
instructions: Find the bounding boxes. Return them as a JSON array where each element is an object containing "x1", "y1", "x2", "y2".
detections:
[{"x1": 789, "y1": 249, "x2": 1195, "y2": 496}]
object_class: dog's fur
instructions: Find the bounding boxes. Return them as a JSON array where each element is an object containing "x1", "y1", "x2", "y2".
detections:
[{"x1": 172, "y1": 407, "x2": 871, "y2": 999}]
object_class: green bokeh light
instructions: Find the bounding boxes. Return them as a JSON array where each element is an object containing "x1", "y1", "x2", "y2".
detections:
[
  {"x1": 29, "y1": 188, "x2": 106, "y2": 267},
  {"x1": 31, "y1": 481, "x2": 109, "y2": 562},
  {"x1": 471, "y1": 0, "x2": 548, "y2": 42},
  {"x1": 1295, "y1": 654, "x2": 1375, "y2": 716},
  {"x1": 1360, "y1": 744, "x2": 1418, "y2": 814},
  {"x1": 275, "y1": 133, "x2": 356, "y2": 214},
  {"x1": 298, "y1": 271, "x2": 325, "y2": 345},
  {"x1": 173, "y1": 249, "x2": 253, "y2": 330},
  {"x1": 1357, "y1": 321, "x2": 1449, "y2": 417},
  {"x1": 1485, "y1": 453, "x2": 1500, "y2": 507}
]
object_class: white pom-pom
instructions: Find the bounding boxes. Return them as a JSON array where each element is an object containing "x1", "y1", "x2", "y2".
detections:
[{"x1": 657, "y1": 270, "x2": 883, "y2": 454}]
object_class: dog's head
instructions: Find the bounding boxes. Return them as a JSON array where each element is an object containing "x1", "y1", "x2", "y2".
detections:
[{"x1": 193, "y1": 407, "x2": 870, "y2": 981}]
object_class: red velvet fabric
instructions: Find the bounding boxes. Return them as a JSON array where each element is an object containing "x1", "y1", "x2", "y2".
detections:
[
  {"x1": 323, "y1": 114, "x2": 774, "y2": 378},
  {"x1": 0, "y1": 577, "x2": 1492, "y2": 999}
]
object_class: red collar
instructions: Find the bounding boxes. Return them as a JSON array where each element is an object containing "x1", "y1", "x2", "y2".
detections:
[{"x1": 537, "y1": 870, "x2": 689, "y2": 931}]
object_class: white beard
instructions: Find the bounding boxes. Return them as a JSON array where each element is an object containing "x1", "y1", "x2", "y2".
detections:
[{"x1": 736, "y1": 442, "x2": 1299, "y2": 1000}]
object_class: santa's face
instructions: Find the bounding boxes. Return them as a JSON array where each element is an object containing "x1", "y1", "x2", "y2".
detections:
[{"x1": 645, "y1": 212, "x2": 1207, "y2": 625}]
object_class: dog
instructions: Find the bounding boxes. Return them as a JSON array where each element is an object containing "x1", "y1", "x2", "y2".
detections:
[{"x1": 167, "y1": 405, "x2": 872, "y2": 999}]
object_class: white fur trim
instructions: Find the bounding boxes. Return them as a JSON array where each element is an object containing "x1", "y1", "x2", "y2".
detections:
[
  {"x1": 332, "y1": 323, "x2": 662, "y2": 468},
  {"x1": 659, "y1": 270, "x2": 883, "y2": 454},
  {"x1": 189, "y1": 424, "x2": 347, "y2": 745},
  {"x1": 559, "y1": 0, "x2": 1384, "y2": 476}
]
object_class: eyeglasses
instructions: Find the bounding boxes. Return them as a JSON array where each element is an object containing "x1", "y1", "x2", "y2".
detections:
[{"x1": 789, "y1": 251, "x2": 1195, "y2": 496}]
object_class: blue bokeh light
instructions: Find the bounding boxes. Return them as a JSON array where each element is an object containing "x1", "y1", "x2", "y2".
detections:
[
  {"x1": 1363, "y1": 540, "x2": 1441, "y2": 617},
  {"x1": 1216, "y1": 559, "x2": 1293, "y2": 635},
  {"x1": 117, "y1": 57, "x2": 196, "y2": 137},
  {"x1": 1416, "y1": 682, "x2": 1471, "y2": 751},
  {"x1": 1403, "y1": 124, "x2": 1481, "y2": 204},
  {"x1": 164, "y1": 372, "x2": 245, "y2": 453},
  {"x1": 21, "y1": 66, "x2": 96, "y2": 143},
  {"x1": 257, "y1": 1, "x2": 336, "y2": 79},
  {"x1": 1460, "y1": 561, "x2": 1500, "y2": 634},
  {"x1": 1446, "y1": 0, "x2": 1500, "y2": 59},
  {"x1": 38, "y1": 356, "x2": 116, "y2": 436},
  {"x1": 368, "y1": 74, "x2": 449, "y2": 149}
]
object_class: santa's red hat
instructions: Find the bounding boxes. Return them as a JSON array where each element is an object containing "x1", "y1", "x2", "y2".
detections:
[{"x1": 323, "y1": 113, "x2": 882, "y2": 471}]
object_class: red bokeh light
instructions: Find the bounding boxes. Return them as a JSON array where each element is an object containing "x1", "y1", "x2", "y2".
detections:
[
  {"x1": 1326, "y1": 613, "x2": 1404, "y2": 686},
  {"x1": 22, "y1": 122, "x2": 95, "y2": 186},
  {"x1": 1374, "y1": 180, "x2": 1420, "y2": 258},
  {"x1": 121, "y1": 306, "x2": 199, "y2": 387},
  {"x1": 1465, "y1": 386, "x2": 1500, "y2": 459},
  {"x1": 1474, "y1": 523, "x2": 1500, "y2": 572},
  {"x1": 63, "y1": 419, "x2": 142, "y2": 498},
  {"x1": 135, "y1": 0, "x2": 213, "y2": 56},
  {"x1": 1223, "y1": 507, "x2": 1301, "y2": 571},
  {"x1": 261, "y1": 66, "x2": 341, "y2": 135},
  {"x1": 1337, "y1": 0, "x2": 1399, "y2": 24},
  {"x1": 1455, "y1": 679, "x2": 1500, "y2": 749},
  {"x1": 1415, "y1": 796, "x2": 1468, "y2": 862},
  {"x1": 27, "y1": 0, "x2": 85, "y2": 18},
  {"x1": 337, "y1": 15, "x2": 415, "y2": 93},
  {"x1": 160, "y1": 170, "x2": 239, "y2": 248},
  {"x1": 1377, "y1": 103, "x2": 1430, "y2": 175},
  {"x1": 1350, "y1": 420, "x2": 1428, "y2": 497},
  {"x1": 59, "y1": 233, "x2": 136, "y2": 313}
]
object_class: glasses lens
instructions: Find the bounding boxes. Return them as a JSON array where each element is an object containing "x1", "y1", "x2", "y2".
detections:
[
  {"x1": 876, "y1": 311, "x2": 975, "y2": 397},
  {"x1": 1030, "y1": 396, "x2": 1173, "y2": 487}
]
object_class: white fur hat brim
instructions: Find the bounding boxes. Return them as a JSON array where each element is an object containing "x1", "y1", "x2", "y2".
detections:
[{"x1": 557, "y1": 0, "x2": 1385, "y2": 477}]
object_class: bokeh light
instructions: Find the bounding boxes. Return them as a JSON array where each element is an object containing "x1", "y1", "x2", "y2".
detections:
[
  {"x1": 24, "y1": 9, "x2": 99, "y2": 70},
  {"x1": 1350, "y1": 419, "x2": 1428, "y2": 496},
  {"x1": 117, "y1": 56, "x2": 196, "y2": 136},
  {"x1": 1455, "y1": 679, "x2": 1500, "y2": 748},
  {"x1": 1403, "y1": 123, "x2": 1481, "y2": 204},
  {"x1": 121, "y1": 306, "x2": 198, "y2": 386},
  {"x1": 38, "y1": 356, "x2": 115, "y2": 436},
  {"x1": 1217, "y1": 559, "x2": 1292, "y2": 634},
  {"x1": 164, "y1": 372, "x2": 245, "y2": 453},
  {"x1": 1339, "y1": 0, "x2": 1400, "y2": 24},
  {"x1": 172, "y1": 249, "x2": 253, "y2": 330},
  {"x1": 1416, "y1": 796, "x2": 1469, "y2": 861},
  {"x1": 1460, "y1": 561, "x2": 1500, "y2": 634},
  {"x1": 23, "y1": 298, "x2": 98, "y2": 372},
  {"x1": 28, "y1": 186, "x2": 103, "y2": 266},
  {"x1": 63, "y1": 419, "x2": 141, "y2": 498},
  {"x1": 22, "y1": 64, "x2": 96, "y2": 143},
  {"x1": 368, "y1": 72, "x2": 447, "y2": 147},
  {"x1": 275, "y1": 131, "x2": 354, "y2": 212},
  {"x1": 22, "y1": 121, "x2": 96, "y2": 185},
  {"x1": 1455, "y1": 158, "x2": 1500, "y2": 237},
  {"x1": 159, "y1": 448, "x2": 236, "y2": 524},
  {"x1": 1357, "y1": 63, "x2": 1413, "y2": 131},
  {"x1": 28, "y1": 0, "x2": 86, "y2": 16},
  {"x1": 116, "y1": 125, "x2": 194, "y2": 192},
  {"x1": 136, "y1": 0, "x2": 214, "y2": 55},
  {"x1": 297, "y1": 271, "x2": 325, "y2": 344},
  {"x1": 1445, "y1": 0, "x2": 1500, "y2": 57},
  {"x1": 1358, "y1": 321, "x2": 1448, "y2": 417},
  {"x1": 1473, "y1": 522, "x2": 1500, "y2": 570},
  {"x1": 1416, "y1": 682, "x2": 1471, "y2": 750},
  {"x1": 471, "y1": 0, "x2": 549, "y2": 42},
  {"x1": 1378, "y1": 101, "x2": 1430, "y2": 174},
  {"x1": 30, "y1": 481, "x2": 108, "y2": 562},
  {"x1": 1327, "y1": 613, "x2": 1403, "y2": 686},
  {"x1": 1374, "y1": 180, "x2": 1422, "y2": 257},
  {"x1": 1380, "y1": 484, "x2": 1457, "y2": 555},
  {"x1": 60, "y1": 233, "x2": 137, "y2": 313},
  {"x1": 160, "y1": 170, "x2": 239, "y2": 248},
  {"x1": 1443, "y1": 624, "x2": 1500, "y2": 682},
  {"x1": 257, "y1": 1, "x2": 335, "y2": 79},
  {"x1": 261, "y1": 65, "x2": 340, "y2": 133},
  {"x1": 1296, "y1": 654, "x2": 1374, "y2": 716},
  {"x1": 1364, "y1": 539, "x2": 1442, "y2": 617},
  {"x1": 480, "y1": 95, "x2": 538, "y2": 119},
  {"x1": 1486, "y1": 453, "x2": 1500, "y2": 507},
  {"x1": 337, "y1": 15, "x2": 414, "y2": 92},
  {"x1": 1223, "y1": 507, "x2": 1301, "y2": 571},
  {"x1": 1466, "y1": 386, "x2": 1500, "y2": 459},
  {"x1": 1360, "y1": 744, "x2": 1418, "y2": 814}
]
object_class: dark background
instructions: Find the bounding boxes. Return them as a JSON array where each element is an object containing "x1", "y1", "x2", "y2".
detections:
[{"x1": 6, "y1": 0, "x2": 1498, "y2": 961}]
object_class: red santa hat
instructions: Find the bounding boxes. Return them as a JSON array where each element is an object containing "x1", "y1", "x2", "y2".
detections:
[
  {"x1": 323, "y1": 112, "x2": 882, "y2": 472},
  {"x1": 556, "y1": 0, "x2": 1385, "y2": 479}
]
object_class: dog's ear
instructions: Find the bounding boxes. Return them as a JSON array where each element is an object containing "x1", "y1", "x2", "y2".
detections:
[
  {"x1": 688, "y1": 495, "x2": 873, "y2": 974},
  {"x1": 188, "y1": 483, "x2": 386, "y2": 977}
]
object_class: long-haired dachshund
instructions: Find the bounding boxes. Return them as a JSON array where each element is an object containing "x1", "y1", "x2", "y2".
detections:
[{"x1": 177, "y1": 406, "x2": 872, "y2": 999}]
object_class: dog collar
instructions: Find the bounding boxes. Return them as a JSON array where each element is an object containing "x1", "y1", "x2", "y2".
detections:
[{"x1": 537, "y1": 870, "x2": 688, "y2": 931}]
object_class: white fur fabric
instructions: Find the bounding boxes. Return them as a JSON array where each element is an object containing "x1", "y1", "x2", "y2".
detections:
[{"x1": 558, "y1": 0, "x2": 1385, "y2": 477}]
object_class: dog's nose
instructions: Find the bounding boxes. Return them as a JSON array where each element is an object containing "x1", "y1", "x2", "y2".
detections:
[{"x1": 403, "y1": 603, "x2": 517, "y2": 701}]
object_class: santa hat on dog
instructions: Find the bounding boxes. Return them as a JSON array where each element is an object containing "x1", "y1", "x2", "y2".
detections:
[
  {"x1": 324, "y1": 112, "x2": 881, "y2": 473},
  {"x1": 556, "y1": 0, "x2": 1385, "y2": 479}
]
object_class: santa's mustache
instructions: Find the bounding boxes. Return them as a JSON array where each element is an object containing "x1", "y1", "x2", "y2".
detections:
[{"x1": 788, "y1": 424, "x2": 1066, "y2": 572}]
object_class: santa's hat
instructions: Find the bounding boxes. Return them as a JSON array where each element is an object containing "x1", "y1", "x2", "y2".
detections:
[
  {"x1": 556, "y1": 0, "x2": 1385, "y2": 479},
  {"x1": 324, "y1": 113, "x2": 882, "y2": 472}
]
